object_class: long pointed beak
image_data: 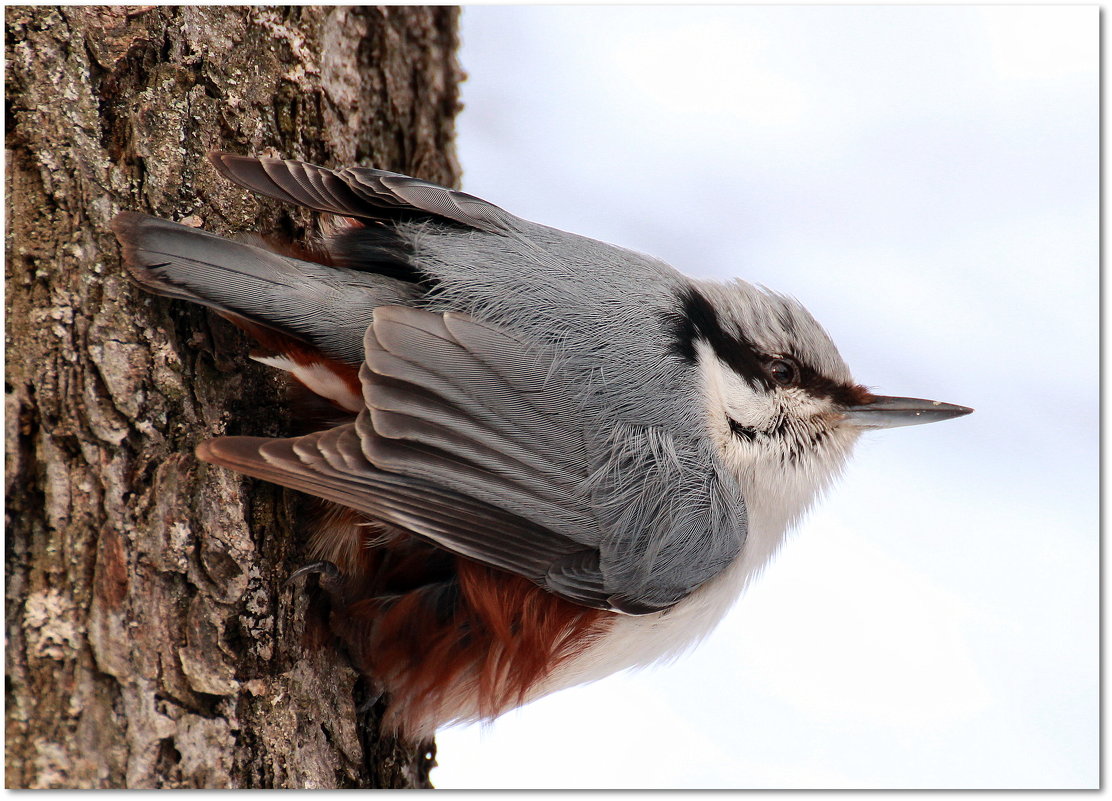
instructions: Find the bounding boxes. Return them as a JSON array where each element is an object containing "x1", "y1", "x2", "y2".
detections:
[{"x1": 841, "y1": 395, "x2": 974, "y2": 430}]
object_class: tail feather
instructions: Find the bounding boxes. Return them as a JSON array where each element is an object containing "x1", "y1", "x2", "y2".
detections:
[{"x1": 111, "y1": 212, "x2": 417, "y2": 365}]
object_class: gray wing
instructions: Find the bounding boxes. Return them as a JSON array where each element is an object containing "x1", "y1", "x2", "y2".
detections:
[
  {"x1": 209, "y1": 152, "x2": 518, "y2": 234},
  {"x1": 200, "y1": 306, "x2": 747, "y2": 613},
  {"x1": 197, "y1": 428, "x2": 608, "y2": 607}
]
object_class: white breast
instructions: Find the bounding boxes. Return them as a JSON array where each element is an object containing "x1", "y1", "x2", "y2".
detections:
[{"x1": 540, "y1": 518, "x2": 790, "y2": 698}]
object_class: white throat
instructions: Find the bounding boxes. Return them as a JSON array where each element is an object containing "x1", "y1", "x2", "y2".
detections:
[{"x1": 693, "y1": 339, "x2": 859, "y2": 545}]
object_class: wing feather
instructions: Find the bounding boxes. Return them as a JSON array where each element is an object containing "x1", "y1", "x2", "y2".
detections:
[
  {"x1": 199, "y1": 433, "x2": 602, "y2": 597},
  {"x1": 354, "y1": 411, "x2": 595, "y2": 538},
  {"x1": 209, "y1": 152, "x2": 515, "y2": 233},
  {"x1": 352, "y1": 306, "x2": 748, "y2": 612},
  {"x1": 199, "y1": 302, "x2": 747, "y2": 613}
]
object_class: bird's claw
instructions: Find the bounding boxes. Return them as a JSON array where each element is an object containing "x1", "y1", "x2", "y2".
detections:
[
  {"x1": 355, "y1": 684, "x2": 385, "y2": 714},
  {"x1": 286, "y1": 560, "x2": 341, "y2": 588}
]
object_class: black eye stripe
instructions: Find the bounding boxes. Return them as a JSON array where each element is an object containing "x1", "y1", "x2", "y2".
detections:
[
  {"x1": 666, "y1": 287, "x2": 871, "y2": 406},
  {"x1": 667, "y1": 288, "x2": 772, "y2": 390}
]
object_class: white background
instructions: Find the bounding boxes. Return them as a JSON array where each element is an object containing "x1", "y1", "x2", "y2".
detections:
[{"x1": 432, "y1": 6, "x2": 1097, "y2": 790}]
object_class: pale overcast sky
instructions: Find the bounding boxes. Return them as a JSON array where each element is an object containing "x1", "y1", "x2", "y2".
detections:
[{"x1": 432, "y1": 5, "x2": 1097, "y2": 790}]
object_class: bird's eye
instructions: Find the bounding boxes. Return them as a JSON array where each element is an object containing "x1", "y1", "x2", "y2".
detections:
[{"x1": 767, "y1": 357, "x2": 799, "y2": 386}]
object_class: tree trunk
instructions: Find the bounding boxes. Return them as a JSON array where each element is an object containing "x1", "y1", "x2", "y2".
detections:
[{"x1": 5, "y1": 6, "x2": 461, "y2": 788}]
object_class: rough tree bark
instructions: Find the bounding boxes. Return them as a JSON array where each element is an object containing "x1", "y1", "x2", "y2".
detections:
[{"x1": 6, "y1": 6, "x2": 462, "y2": 788}]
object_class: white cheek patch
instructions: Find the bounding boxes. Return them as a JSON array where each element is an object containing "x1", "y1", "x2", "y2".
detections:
[
  {"x1": 693, "y1": 340, "x2": 773, "y2": 438},
  {"x1": 693, "y1": 341, "x2": 734, "y2": 444},
  {"x1": 252, "y1": 354, "x2": 364, "y2": 412},
  {"x1": 719, "y1": 368, "x2": 767, "y2": 427}
]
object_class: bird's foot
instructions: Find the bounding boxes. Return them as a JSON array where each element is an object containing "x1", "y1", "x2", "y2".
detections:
[
  {"x1": 286, "y1": 559, "x2": 341, "y2": 588},
  {"x1": 286, "y1": 559, "x2": 351, "y2": 611},
  {"x1": 355, "y1": 682, "x2": 386, "y2": 714}
]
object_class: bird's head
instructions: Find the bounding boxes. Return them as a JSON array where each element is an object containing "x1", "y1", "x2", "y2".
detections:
[{"x1": 673, "y1": 280, "x2": 972, "y2": 535}]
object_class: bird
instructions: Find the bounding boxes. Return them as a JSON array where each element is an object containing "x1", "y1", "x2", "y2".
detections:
[{"x1": 112, "y1": 152, "x2": 972, "y2": 740}]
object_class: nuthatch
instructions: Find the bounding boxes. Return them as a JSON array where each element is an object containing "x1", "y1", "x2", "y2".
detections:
[{"x1": 112, "y1": 153, "x2": 972, "y2": 739}]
